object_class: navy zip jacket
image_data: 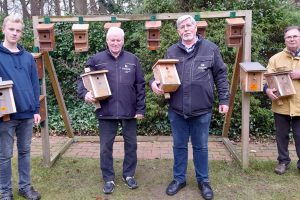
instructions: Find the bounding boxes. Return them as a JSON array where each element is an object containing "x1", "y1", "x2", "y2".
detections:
[
  {"x1": 77, "y1": 49, "x2": 146, "y2": 119},
  {"x1": 0, "y1": 43, "x2": 40, "y2": 120},
  {"x1": 151, "y1": 36, "x2": 229, "y2": 118}
]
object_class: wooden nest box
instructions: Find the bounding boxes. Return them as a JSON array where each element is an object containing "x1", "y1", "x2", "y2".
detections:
[
  {"x1": 152, "y1": 59, "x2": 180, "y2": 99},
  {"x1": 196, "y1": 21, "x2": 208, "y2": 38},
  {"x1": 264, "y1": 71, "x2": 296, "y2": 98},
  {"x1": 36, "y1": 23, "x2": 55, "y2": 51},
  {"x1": 80, "y1": 69, "x2": 111, "y2": 108},
  {"x1": 31, "y1": 53, "x2": 43, "y2": 79},
  {"x1": 145, "y1": 21, "x2": 162, "y2": 50},
  {"x1": 240, "y1": 62, "x2": 266, "y2": 92},
  {"x1": 0, "y1": 80, "x2": 16, "y2": 118},
  {"x1": 104, "y1": 22, "x2": 121, "y2": 30},
  {"x1": 225, "y1": 18, "x2": 245, "y2": 47},
  {"x1": 72, "y1": 24, "x2": 89, "y2": 52}
]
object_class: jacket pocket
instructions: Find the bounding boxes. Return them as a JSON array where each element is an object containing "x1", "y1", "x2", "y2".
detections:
[
  {"x1": 119, "y1": 63, "x2": 136, "y2": 84},
  {"x1": 192, "y1": 56, "x2": 213, "y2": 81}
]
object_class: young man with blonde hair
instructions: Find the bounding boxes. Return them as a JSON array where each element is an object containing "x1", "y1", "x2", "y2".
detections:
[{"x1": 0, "y1": 15, "x2": 41, "y2": 200}]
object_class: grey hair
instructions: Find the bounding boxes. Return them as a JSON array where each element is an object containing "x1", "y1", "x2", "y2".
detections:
[
  {"x1": 2, "y1": 14, "x2": 24, "y2": 30},
  {"x1": 176, "y1": 15, "x2": 196, "y2": 29},
  {"x1": 106, "y1": 27, "x2": 125, "y2": 39},
  {"x1": 284, "y1": 25, "x2": 300, "y2": 35}
]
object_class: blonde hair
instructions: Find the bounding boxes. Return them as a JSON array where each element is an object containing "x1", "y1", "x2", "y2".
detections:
[{"x1": 2, "y1": 15, "x2": 24, "y2": 30}]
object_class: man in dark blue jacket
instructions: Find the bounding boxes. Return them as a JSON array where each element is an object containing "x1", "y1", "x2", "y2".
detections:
[
  {"x1": 77, "y1": 27, "x2": 146, "y2": 194},
  {"x1": 151, "y1": 15, "x2": 229, "y2": 200},
  {"x1": 0, "y1": 15, "x2": 41, "y2": 200}
]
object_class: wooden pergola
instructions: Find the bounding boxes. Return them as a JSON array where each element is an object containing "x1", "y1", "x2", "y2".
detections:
[{"x1": 32, "y1": 10, "x2": 253, "y2": 168}]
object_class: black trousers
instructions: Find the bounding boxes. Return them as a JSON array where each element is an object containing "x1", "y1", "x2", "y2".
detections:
[
  {"x1": 274, "y1": 113, "x2": 300, "y2": 168},
  {"x1": 98, "y1": 118, "x2": 137, "y2": 182}
]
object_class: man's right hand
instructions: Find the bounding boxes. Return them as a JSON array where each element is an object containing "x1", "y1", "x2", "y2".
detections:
[
  {"x1": 151, "y1": 80, "x2": 164, "y2": 95},
  {"x1": 84, "y1": 91, "x2": 96, "y2": 104},
  {"x1": 266, "y1": 88, "x2": 278, "y2": 101}
]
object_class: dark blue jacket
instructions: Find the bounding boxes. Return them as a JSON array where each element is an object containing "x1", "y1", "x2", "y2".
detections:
[
  {"x1": 151, "y1": 36, "x2": 229, "y2": 118},
  {"x1": 77, "y1": 49, "x2": 146, "y2": 119},
  {"x1": 0, "y1": 43, "x2": 40, "y2": 120}
]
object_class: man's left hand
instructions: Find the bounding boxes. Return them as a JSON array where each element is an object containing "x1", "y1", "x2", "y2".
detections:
[
  {"x1": 219, "y1": 105, "x2": 229, "y2": 114},
  {"x1": 135, "y1": 114, "x2": 144, "y2": 120}
]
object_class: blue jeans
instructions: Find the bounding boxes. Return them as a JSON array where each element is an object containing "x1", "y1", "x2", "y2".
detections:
[
  {"x1": 0, "y1": 119, "x2": 34, "y2": 196},
  {"x1": 168, "y1": 108, "x2": 212, "y2": 183},
  {"x1": 98, "y1": 119, "x2": 137, "y2": 182}
]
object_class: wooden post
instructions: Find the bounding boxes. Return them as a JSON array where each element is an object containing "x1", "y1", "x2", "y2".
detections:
[{"x1": 242, "y1": 91, "x2": 250, "y2": 168}]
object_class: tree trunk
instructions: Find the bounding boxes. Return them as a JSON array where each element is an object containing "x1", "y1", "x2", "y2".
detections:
[
  {"x1": 69, "y1": 0, "x2": 73, "y2": 14},
  {"x1": 74, "y1": 0, "x2": 87, "y2": 15},
  {"x1": 31, "y1": 0, "x2": 42, "y2": 16},
  {"x1": 20, "y1": 0, "x2": 30, "y2": 20},
  {"x1": 89, "y1": 0, "x2": 98, "y2": 14},
  {"x1": 54, "y1": 0, "x2": 61, "y2": 15},
  {"x1": 2, "y1": 0, "x2": 9, "y2": 16}
]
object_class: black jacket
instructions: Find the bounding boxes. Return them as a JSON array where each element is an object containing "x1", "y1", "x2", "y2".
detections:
[
  {"x1": 77, "y1": 49, "x2": 146, "y2": 119},
  {"x1": 152, "y1": 37, "x2": 229, "y2": 118}
]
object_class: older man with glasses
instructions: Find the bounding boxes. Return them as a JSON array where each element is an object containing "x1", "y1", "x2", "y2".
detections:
[{"x1": 265, "y1": 25, "x2": 300, "y2": 175}]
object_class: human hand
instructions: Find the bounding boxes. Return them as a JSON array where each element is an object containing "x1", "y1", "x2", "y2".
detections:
[
  {"x1": 34, "y1": 114, "x2": 41, "y2": 125},
  {"x1": 266, "y1": 88, "x2": 278, "y2": 101},
  {"x1": 134, "y1": 114, "x2": 144, "y2": 120},
  {"x1": 151, "y1": 80, "x2": 164, "y2": 95},
  {"x1": 84, "y1": 91, "x2": 96, "y2": 104},
  {"x1": 290, "y1": 71, "x2": 300, "y2": 80},
  {"x1": 219, "y1": 105, "x2": 229, "y2": 114}
]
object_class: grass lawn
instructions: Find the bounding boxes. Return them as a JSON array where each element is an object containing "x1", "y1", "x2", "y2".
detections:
[{"x1": 10, "y1": 158, "x2": 300, "y2": 200}]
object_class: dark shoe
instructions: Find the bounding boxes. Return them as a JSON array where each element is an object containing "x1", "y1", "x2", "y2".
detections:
[
  {"x1": 198, "y1": 182, "x2": 214, "y2": 200},
  {"x1": 0, "y1": 193, "x2": 13, "y2": 200},
  {"x1": 274, "y1": 163, "x2": 289, "y2": 175},
  {"x1": 103, "y1": 181, "x2": 115, "y2": 194},
  {"x1": 122, "y1": 176, "x2": 138, "y2": 189},
  {"x1": 166, "y1": 180, "x2": 186, "y2": 196},
  {"x1": 18, "y1": 186, "x2": 41, "y2": 200}
]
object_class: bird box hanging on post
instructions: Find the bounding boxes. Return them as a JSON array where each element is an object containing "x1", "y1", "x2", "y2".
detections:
[
  {"x1": 0, "y1": 79, "x2": 16, "y2": 119},
  {"x1": 196, "y1": 20, "x2": 208, "y2": 38},
  {"x1": 104, "y1": 22, "x2": 122, "y2": 30},
  {"x1": 264, "y1": 71, "x2": 296, "y2": 98},
  {"x1": 31, "y1": 52, "x2": 43, "y2": 79},
  {"x1": 152, "y1": 59, "x2": 180, "y2": 99},
  {"x1": 145, "y1": 20, "x2": 162, "y2": 50},
  {"x1": 225, "y1": 18, "x2": 245, "y2": 47},
  {"x1": 239, "y1": 62, "x2": 266, "y2": 92},
  {"x1": 36, "y1": 23, "x2": 55, "y2": 51},
  {"x1": 72, "y1": 24, "x2": 89, "y2": 52},
  {"x1": 80, "y1": 69, "x2": 111, "y2": 108}
]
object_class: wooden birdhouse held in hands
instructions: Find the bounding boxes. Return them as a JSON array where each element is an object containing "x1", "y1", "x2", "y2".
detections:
[
  {"x1": 196, "y1": 21, "x2": 208, "y2": 38},
  {"x1": 36, "y1": 23, "x2": 55, "y2": 51},
  {"x1": 145, "y1": 21, "x2": 162, "y2": 50},
  {"x1": 240, "y1": 62, "x2": 266, "y2": 92},
  {"x1": 264, "y1": 71, "x2": 296, "y2": 98},
  {"x1": 31, "y1": 53, "x2": 43, "y2": 79},
  {"x1": 72, "y1": 24, "x2": 89, "y2": 52},
  {"x1": 152, "y1": 59, "x2": 180, "y2": 99},
  {"x1": 225, "y1": 18, "x2": 245, "y2": 47},
  {"x1": 0, "y1": 80, "x2": 16, "y2": 118},
  {"x1": 80, "y1": 69, "x2": 111, "y2": 108}
]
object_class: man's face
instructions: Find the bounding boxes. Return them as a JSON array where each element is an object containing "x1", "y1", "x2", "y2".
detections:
[
  {"x1": 177, "y1": 18, "x2": 197, "y2": 43},
  {"x1": 2, "y1": 21, "x2": 23, "y2": 45},
  {"x1": 106, "y1": 33, "x2": 124, "y2": 56},
  {"x1": 284, "y1": 29, "x2": 300, "y2": 52}
]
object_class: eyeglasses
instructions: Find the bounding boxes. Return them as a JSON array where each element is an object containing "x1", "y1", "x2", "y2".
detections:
[{"x1": 285, "y1": 35, "x2": 300, "y2": 41}]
